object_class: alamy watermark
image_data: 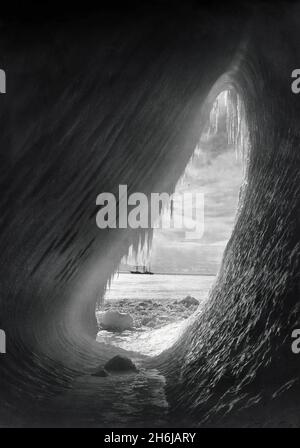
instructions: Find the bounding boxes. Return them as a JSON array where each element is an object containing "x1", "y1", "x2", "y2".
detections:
[
  {"x1": 291, "y1": 69, "x2": 300, "y2": 94},
  {"x1": 0, "y1": 69, "x2": 6, "y2": 94},
  {"x1": 96, "y1": 185, "x2": 204, "y2": 239},
  {"x1": 0, "y1": 329, "x2": 6, "y2": 354},
  {"x1": 291, "y1": 329, "x2": 300, "y2": 354}
]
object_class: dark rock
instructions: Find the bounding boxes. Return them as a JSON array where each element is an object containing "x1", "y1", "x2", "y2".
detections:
[
  {"x1": 104, "y1": 355, "x2": 138, "y2": 373},
  {"x1": 179, "y1": 295, "x2": 199, "y2": 306},
  {"x1": 91, "y1": 368, "x2": 108, "y2": 377}
]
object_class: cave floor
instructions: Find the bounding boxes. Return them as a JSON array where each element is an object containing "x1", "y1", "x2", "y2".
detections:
[{"x1": 39, "y1": 367, "x2": 169, "y2": 428}]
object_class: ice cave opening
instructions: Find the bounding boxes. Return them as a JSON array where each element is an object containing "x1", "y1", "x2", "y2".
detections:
[
  {"x1": 95, "y1": 87, "x2": 249, "y2": 357},
  {"x1": 1, "y1": 4, "x2": 299, "y2": 428}
]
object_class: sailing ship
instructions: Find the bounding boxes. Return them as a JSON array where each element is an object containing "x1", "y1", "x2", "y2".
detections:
[{"x1": 130, "y1": 264, "x2": 154, "y2": 275}]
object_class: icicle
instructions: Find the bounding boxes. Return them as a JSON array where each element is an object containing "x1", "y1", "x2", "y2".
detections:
[
  {"x1": 202, "y1": 88, "x2": 250, "y2": 173},
  {"x1": 222, "y1": 88, "x2": 250, "y2": 174}
]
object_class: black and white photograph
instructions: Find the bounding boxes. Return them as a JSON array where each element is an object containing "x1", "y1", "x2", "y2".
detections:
[{"x1": 0, "y1": 0, "x2": 299, "y2": 433}]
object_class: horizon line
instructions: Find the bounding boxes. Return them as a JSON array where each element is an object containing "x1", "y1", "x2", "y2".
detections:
[{"x1": 117, "y1": 270, "x2": 216, "y2": 276}]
